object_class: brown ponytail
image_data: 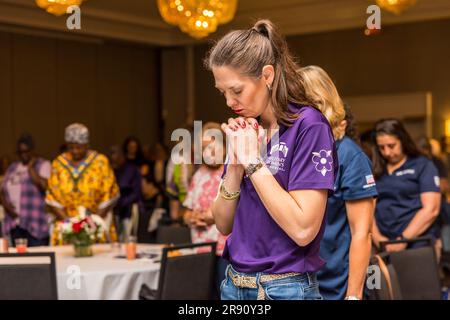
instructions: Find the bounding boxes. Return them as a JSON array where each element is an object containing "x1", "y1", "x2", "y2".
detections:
[{"x1": 205, "y1": 19, "x2": 314, "y2": 126}]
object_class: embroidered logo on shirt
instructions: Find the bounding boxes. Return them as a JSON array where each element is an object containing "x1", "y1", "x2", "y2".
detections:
[
  {"x1": 363, "y1": 174, "x2": 376, "y2": 189},
  {"x1": 435, "y1": 176, "x2": 440, "y2": 187},
  {"x1": 270, "y1": 142, "x2": 289, "y2": 158},
  {"x1": 312, "y1": 150, "x2": 333, "y2": 177},
  {"x1": 395, "y1": 169, "x2": 415, "y2": 176},
  {"x1": 366, "y1": 174, "x2": 375, "y2": 185}
]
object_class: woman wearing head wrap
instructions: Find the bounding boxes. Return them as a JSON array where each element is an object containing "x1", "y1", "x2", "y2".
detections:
[{"x1": 46, "y1": 123, "x2": 119, "y2": 245}]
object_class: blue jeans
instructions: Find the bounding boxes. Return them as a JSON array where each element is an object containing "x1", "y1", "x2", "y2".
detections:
[{"x1": 221, "y1": 265, "x2": 322, "y2": 300}]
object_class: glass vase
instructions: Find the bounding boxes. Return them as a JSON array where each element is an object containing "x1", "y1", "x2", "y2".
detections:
[{"x1": 73, "y1": 243, "x2": 93, "y2": 257}]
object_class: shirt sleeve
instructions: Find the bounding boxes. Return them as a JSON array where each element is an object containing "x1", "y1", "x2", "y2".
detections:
[
  {"x1": 341, "y1": 152, "x2": 378, "y2": 200},
  {"x1": 288, "y1": 123, "x2": 336, "y2": 192},
  {"x1": 419, "y1": 159, "x2": 441, "y2": 193},
  {"x1": 38, "y1": 160, "x2": 51, "y2": 179}
]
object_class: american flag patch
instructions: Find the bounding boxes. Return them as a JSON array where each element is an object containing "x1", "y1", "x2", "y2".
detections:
[{"x1": 366, "y1": 175, "x2": 375, "y2": 185}]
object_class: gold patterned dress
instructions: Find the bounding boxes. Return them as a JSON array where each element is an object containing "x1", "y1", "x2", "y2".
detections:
[{"x1": 46, "y1": 151, "x2": 119, "y2": 245}]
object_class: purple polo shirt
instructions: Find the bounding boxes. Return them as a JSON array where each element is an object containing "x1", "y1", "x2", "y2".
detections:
[{"x1": 222, "y1": 105, "x2": 338, "y2": 274}]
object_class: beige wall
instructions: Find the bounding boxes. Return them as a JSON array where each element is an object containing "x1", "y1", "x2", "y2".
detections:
[
  {"x1": 0, "y1": 31, "x2": 160, "y2": 160},
  {"x1": 193, "y1": 18, "x2": 450, "y2": 139}
]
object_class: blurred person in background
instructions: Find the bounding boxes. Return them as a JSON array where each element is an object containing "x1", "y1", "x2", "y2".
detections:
[
  {"x1": 166, "y1": 126, "x2": 196, "y2": 223},
  {"x1": 135, "y1": 142, "x2": 170, "y2": 242},
  {"x1": 417, "y1": 136, "x2": 449, "y2": 197},
  {"x1": 110, "y1": 146, "x2": 142, "y2": 242},
  {"x1": 372, "y1": 119, "x2": 441, "y2": 253},
  {"x1": 417, "y1": 136, "x2": 450, "y2": 261},
  {"x1": 182, "y1": 122, "x2": 228, "y2": 299},
  {"x1": 299, "y1": 66, "x2": 377, "y2": 300},
  {"x1": 439, "y1": 136, "x2": 450, "y2": 169},
  {"x1": 123, "y1": 136, "x2": 145, "y2": 168},
  {"x1": 0, "y1": 155, "x2": 11, "y2": 231},
  {"x1": 46, "y1": 123, "x2": 119, "y2": 245},
  {"x1": 0, "y1": 134, "x2": 51, "y2": 246},
  {"x1": 141, "y1": 143, "x2": 169, "y2": 211}
]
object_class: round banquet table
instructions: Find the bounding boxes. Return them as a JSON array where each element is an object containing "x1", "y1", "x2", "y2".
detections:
[{"x1": 21, "y1": 244, "x2": 162, "y2": 300}]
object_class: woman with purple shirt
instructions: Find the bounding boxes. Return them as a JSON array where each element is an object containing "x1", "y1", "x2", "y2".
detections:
[
  {"x1": 207, "y1": 20, "x2": 337, "y2": 300},
  {"x1": 110, "y1": 146, "x2": 142, "y2": 242}
]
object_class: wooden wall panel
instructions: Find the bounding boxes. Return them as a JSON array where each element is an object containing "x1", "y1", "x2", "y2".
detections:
[
  {"x1": 56, "y1": 40, "x2": 97, "y2": 156},
  {"x1": 0, "y1": 29, "x2": 161, "y2": 159},
  {"x1": 12, "y1": 34, "x2": 58, "y2": 158},
  {"x1": 0, "y1": 33, "x2": 13, "y2": 157},
  {"x1": 131, "y1": 48, "x2": 159, "y2": 147},
  {"x1": 97, "y1": 43, "x2": 133, "y2": 152}
]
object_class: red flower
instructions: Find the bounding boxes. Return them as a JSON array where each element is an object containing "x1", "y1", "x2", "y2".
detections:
[
  {"x1": 73, "y1": 221, "x2": 82, "y2": 233},
  {"x1": 72, "y1": 218, "x2": 88, "y2": 233}
]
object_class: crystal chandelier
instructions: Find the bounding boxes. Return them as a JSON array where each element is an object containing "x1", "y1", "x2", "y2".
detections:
[
  {"x1": 376, "y1": 0, "x2": 417, "y2": 15},
  {"x1": 157, "y1": 0, "x2": 238, "y2": 39},
  {"x1": 36, "y1": 0, "x2": 86, "y2": 16}
]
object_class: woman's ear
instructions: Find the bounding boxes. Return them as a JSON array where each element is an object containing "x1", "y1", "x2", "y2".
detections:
[{"x1": 262, "y1": 65, "x2": 275, "y2": 86}]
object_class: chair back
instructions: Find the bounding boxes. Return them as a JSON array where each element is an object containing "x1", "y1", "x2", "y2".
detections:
[
  {"x1": 379, "y1": 236, "x2": 441, "y2": 300},
  {"x1": 0, "y1": 252, "x2": 58, "y2": 300},
  {"x1": 157, "y1": 242, "x2": 216, "y2": 300},
  {"x1": 156, "y1": 225, "x2": 191, "y2": 245}
]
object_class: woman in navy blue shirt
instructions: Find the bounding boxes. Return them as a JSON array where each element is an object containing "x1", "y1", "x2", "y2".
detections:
[
  {"x1": 299, "y1": 66, "x2": 377, "y2": 300},
  {"x1": 372, "y1": 119, "x2": 441, "y2": 251}
]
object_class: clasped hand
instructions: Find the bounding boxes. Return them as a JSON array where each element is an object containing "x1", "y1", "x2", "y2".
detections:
[{"x1": 220, "y1": 117, "x2": 266, "y2": 167}]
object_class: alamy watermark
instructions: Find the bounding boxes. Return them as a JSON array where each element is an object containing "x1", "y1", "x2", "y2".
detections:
[
  {"x1": 66, "y1": 264, "x2": 82, "y2": 290},
  {"x1": 366, "y1": 4, "x2": 381, "y2": 31},
  {"x1": 170, "y1": 120, "x2": 279, "y2": 168},
  {"x1": 66, "y1": 5, "x2": 81, "y2": 30}
]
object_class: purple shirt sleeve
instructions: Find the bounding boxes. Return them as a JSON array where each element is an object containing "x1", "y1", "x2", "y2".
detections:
[{"x1": 288, "y1": 122, "x2": 336, "y2": 192}]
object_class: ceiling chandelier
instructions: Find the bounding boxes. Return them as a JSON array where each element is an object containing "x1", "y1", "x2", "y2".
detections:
[
  {"x1": 376, "y1": 0, "x2": 417, "y2": 15},
  {"x1": 157, "y1": 0, "x2": 238, "y2": 39},
  {"x1": 35, "y1": 0, "x2": 86, "y2": 16}
]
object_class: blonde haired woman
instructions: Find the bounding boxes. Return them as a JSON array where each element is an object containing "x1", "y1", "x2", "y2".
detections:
[{"x1": 298, "y1": 66, "x2": 377, "y2": 300}]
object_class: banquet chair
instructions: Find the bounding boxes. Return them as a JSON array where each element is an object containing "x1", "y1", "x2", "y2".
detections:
[
  {"x1": 0, "y1": 252, "x2": 58, "y2": 300},
  {"x1": 139, "y1": 242, "x2": 216, "y2": 300},
  {"x1": 156, "y1": 224, "x2": 191, "y2": 245},
  {"x1": 369, "y1": 253, "x2": 402, "y2": 300},
  {"x1": 378, "y1": 236, "x2": 441, "y2": 300}
]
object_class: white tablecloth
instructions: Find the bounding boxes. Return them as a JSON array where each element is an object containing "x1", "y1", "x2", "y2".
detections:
[{"x1": 25, "y1": 244, "x2": 162, "y2": 300}]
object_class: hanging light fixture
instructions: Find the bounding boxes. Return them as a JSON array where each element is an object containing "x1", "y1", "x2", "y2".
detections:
[
  {"x1": 36, "y1": 0, "x2": 86, "y2": 16},
  {"x1": 157, "y1": 0, "x2": 238, "y2": 39},
  {"x1": 376, "y1": 0, "x2": 417, "y2": 15}
]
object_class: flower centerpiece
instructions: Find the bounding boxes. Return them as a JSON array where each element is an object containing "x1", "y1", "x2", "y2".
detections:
[{"x1": 61, "y1": 207, "x2": 106, "y2": 257}]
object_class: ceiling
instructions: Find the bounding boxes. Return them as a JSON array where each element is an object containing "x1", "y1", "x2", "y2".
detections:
[{"x1": 1, "y1": 0, "x2": 450, "y2": 46}]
